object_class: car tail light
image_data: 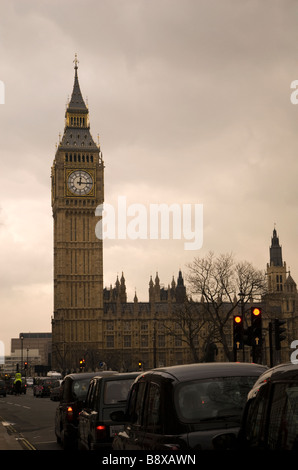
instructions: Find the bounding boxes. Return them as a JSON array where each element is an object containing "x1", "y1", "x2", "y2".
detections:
[
  {"x1": 96, "y1": 425, "x2": 107, "y2": 440},
  {"x1": 67, "y1": 406, "x2": 73, "y2": 422}
]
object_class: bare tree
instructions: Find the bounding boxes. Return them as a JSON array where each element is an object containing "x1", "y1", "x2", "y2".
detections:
[
  {"x1": 162, "y1": 300, "x2": 208, "y2": 362},
  {"x1": 186, "y1": 252, "x2": 267, "y2": 361}
]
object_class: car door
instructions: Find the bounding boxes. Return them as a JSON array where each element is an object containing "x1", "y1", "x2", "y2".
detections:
[
  {"x1": 79, "y1": 379, "x2": 97, "y2": 449},
  {"x1": 266, "y1": 381, "x2": 298, "y2": 450},
  {"x1": 55, "y1": 379, "x2": 66, "y2": 439},
  {"x1": 239, "y1": 383, "x2": 270, "y2": 448},
  {"x1": 115, "y1": 380, "x2": 148, "y2": 450},
  {"x1": 141, "y1": 381, "x2": 163, "y2": 450}
]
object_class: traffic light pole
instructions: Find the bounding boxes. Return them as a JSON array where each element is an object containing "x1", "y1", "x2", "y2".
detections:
[{"x1": 269, "y1": 322, "x2": 273, "y2": 368}]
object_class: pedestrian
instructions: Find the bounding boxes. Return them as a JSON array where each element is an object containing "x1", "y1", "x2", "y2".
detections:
[{"x1": 14, "y1": 372, "x2": 22, "y2": 395}]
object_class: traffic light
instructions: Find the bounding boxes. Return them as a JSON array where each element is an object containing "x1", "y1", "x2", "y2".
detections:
[
  {"x1": 251, "y1": 307, "x2": 262, "y2": 347},
  {"x1": 79, "y1": 358, "x2": 86, "y2": 371},
  {"x1": 233, "y1": 315, "x2": 243, "y2": 350},
  {"x1": 243, "y1": 326, "x2": 253, "y2": 346},
  {"x1": 275, "y1": 318, "x2": 286, "y2": 350},
  {"x1": 138, "y1": 361, "x2": 142, "y2": 371},
  {"x1": 24, "y1": 361, "x2": 28, "y2": 370}
]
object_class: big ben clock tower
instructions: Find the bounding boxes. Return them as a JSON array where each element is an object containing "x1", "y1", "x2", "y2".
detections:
[{"x1": 51, "y1": 56, "x2": 104, "y2": 371}]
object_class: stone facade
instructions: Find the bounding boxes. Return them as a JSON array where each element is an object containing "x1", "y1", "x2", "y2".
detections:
[{"x1": 51, "y1": 59, "x2": 104, "y2": 371}]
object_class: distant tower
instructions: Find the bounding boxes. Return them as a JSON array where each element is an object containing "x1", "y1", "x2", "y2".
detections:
[
  {"x1": 267, "y1": 228, "x2": 286, "y2": 293},
  {"x1": 175, "y1": 270, "x2": 186, "y2": 303},
  {"x1": 51, "y1": 56, "x2": 104, "y2": 371}
]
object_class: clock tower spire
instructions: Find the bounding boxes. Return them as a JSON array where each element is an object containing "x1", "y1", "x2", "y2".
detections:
[{"x1": 51, "y1": 57, "x2": 104, "y2": 372}]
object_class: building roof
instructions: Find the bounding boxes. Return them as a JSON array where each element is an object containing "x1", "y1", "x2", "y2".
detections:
[
  {"x1": 58, "y1": 56, "x2": 98, "y2": 151},
  {"x1": 67, "y1": 55, "x2": 88, "y2": 113}
]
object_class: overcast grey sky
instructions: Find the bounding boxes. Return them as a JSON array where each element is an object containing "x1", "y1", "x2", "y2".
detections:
[{"x1": 1, "y1": 0, "x2": 298, "y2": 355}]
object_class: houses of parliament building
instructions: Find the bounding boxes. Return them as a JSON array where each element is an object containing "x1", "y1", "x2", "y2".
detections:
[{"x1": 51, "y1": 59, "x2": 298, "y2": 372}]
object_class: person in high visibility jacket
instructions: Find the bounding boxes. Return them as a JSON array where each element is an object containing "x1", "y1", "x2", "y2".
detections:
[{"x1": 14, "y1": 372, "x2": 22, "y2": 395}]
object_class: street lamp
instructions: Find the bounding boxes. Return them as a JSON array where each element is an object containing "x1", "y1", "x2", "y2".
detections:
[{"x1": 20, "y1": 334, "x2": 24, "y2": 374}]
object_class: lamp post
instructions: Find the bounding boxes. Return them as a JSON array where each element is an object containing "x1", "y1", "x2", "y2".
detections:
[
  {"x1": 20, "y1": 334, "x2": 24, "y2": 374},
  {"x1": 238, "y1": 291, "x2": 245, "y2": 362}
]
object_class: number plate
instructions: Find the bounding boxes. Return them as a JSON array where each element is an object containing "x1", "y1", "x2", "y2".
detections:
[{"x1": 109, "y1": 425, "x2": 124, "y2": 437}]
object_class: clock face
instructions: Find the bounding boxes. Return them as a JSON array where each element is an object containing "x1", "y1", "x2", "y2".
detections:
[{"x1": 67, "y1": 170, "x2": 93, "y2": 196}]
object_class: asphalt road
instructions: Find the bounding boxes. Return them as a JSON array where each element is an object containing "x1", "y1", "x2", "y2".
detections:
[{"x1": 0, "y1": 387, "x2": 62, "y2": 450}]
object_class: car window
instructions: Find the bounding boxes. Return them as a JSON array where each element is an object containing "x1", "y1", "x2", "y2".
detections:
[
  {"x1": 103, "y1": 379, "x2": 135, "y2": 404},
  {"x1": 129, "y1": 381, "x2": 147, "y2": 425},
  {"x1": 243, "y1": 384, "x2": 268, "y2": 447},
  {"x1": 143, "y1": 382, "x2": 162, "y2": 434},
  {"x1": 267, "y1": 383, "x2": 298, "y2": 450},
  {"x1": 176, "y1": 376, "x2": 258, "y2": 424},
  {"x1": 85, "y1": 380, "x2": 96, "y2": 409}
]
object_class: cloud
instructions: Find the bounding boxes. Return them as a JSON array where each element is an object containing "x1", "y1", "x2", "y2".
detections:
[{"x1": 0, "y1": 0, "x2": 298, "y2": 353}]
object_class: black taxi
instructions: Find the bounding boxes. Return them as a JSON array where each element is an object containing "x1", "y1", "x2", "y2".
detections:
[
  {"x1": 112, "y1": 362, "x2": 267, "y2": 451},
  {"x1": 78, "y1": 372, "x2": 140, "y2": 450},
  {"x1": 238, "y1": 362, "x2": 298, "y2": 450},
  {"x1": 55, "y1": 371, "x2": 118, "y2": 449}
]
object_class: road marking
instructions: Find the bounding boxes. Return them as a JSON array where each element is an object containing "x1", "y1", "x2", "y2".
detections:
[
  {"x1": 2, "y1": 401, "x2": 31, "y2": 410},
  {"x1": 17, "y1": 437, "x2": 36, "y2": 451}
]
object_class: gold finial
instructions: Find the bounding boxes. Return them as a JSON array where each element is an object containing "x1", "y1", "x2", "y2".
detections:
[{"x1": 73, "y1": 53, "x2": 79, "y2": 69}]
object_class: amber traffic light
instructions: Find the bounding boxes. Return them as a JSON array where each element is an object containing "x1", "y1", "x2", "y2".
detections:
[
  {"x1": 252, "y1": 308, "x2": 261, "y2": 316},
  {"x1": 251, "y1": 307, "x2": 262, "y2": 346},
  {"x1": 233, "y1": 315, "x2": 243, "y2": 350}
]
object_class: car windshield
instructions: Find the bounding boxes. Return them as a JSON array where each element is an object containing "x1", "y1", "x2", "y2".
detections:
[
  {"x1": 176, "y1": 376, "x2": 258, "y2": 424},
  {"x1": 104, "y1": 379, "x2": 135, "y2": 404}
]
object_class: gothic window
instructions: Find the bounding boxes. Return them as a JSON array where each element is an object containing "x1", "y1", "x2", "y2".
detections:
[
  {"x1": 276, "y1": 275, "x2": 283, "y2": 292},
  {"x1": 141, "y1": 335, "x2": 148, "y2": 348},
  {"x1": 106, "y1": 335, "x2": 114, "y2": 348},
  {"x1": 124, "y1": 335, "x2": 131, "y2": 348},
  {"x1": 124, "y1": 321, "x2": 131, "y2": 331}
]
